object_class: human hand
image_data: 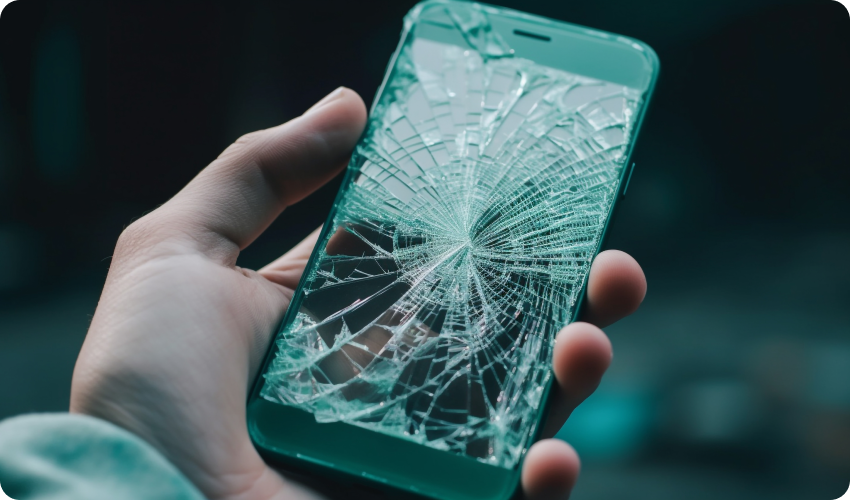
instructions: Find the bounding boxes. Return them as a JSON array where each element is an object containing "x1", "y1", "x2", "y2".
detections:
[{"x1": 70, "y1": 87, "x2": 646, "y2": 500}]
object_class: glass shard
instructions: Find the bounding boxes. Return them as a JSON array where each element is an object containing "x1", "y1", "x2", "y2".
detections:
[{"x1": 261, "y1": 2, "x2": 640, "y2": 468}]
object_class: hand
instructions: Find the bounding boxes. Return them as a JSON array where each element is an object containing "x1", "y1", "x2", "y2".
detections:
[{"x1": 71, "y1": 87, "x2": 646, "y2": 500}]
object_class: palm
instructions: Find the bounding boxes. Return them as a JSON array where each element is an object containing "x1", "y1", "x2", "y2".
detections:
[{"x1": 73, "y1": 236, "x2": 328, "y2": 499}]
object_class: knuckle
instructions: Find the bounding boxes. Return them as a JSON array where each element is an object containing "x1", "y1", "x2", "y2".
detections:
[
  {"x1": 114, "y1": 214, "x2": 164, "y2": 258},
  {"x1": 218, "y1": 130, "x2": 266, "y2": 164},
  {"x1": 215, "y1": 131, "x2": 262, "y2": 168},
  {"x1": 235, "y1": 130, "x2": 263, "y2": 146}
]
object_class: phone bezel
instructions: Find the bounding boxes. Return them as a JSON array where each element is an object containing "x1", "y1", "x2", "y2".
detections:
[{"x1": 247, "y1": 2, "x2": 659, "y2": 499}]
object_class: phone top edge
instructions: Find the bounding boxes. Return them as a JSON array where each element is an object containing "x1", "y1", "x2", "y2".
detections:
[
  {"x1": 409, "y1": 0, "x2": 659, "y2": 90},
  {"x1": 411, "y1": 0, "x2": 660, "y2": 72}
]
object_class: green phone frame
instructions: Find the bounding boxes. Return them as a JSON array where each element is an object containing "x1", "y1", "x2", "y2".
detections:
[{"x1": 247, "y1": 2, "x2": 659, "y2": 499}]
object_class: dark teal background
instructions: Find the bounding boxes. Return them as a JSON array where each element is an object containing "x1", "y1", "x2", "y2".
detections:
[{"x1": 0, "y1": 1, "x2": 848, "y2": 499}]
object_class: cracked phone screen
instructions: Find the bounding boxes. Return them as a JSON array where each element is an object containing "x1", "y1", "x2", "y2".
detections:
[{"x1": 260, "y1": 3, "x2": 641, "y2": 469}]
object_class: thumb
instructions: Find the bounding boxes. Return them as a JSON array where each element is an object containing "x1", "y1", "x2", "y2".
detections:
[{"x1": 133, "y1": 87, "x2": 366, "y2": 263}]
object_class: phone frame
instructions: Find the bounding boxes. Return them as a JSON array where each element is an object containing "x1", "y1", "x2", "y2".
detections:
[{"x1": 247, "y1": 2, "x2": 659, "y2": 499}]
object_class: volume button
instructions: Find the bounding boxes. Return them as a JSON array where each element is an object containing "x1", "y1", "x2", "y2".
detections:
[{"x1": 622, "y1": 162, "x2": 636, "y2": 198}]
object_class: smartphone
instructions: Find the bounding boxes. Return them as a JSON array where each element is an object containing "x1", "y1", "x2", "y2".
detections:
[{"x1": 247, "y1": 1, "x2": 658, "y2": 498}]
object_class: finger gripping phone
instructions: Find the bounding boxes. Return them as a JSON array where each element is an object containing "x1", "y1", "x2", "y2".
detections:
[{"x1": 247, "y1": 2, "x2": 657, "y2": 499}]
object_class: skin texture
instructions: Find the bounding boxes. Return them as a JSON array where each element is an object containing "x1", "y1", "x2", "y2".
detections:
[{"x1": 70, "y1": 88, "x2": 646, "y2": 500}]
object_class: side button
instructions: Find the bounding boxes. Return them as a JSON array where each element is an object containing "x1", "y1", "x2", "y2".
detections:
[{"x1": 622, "y1": 162, "x2": 636, "y2": 198}]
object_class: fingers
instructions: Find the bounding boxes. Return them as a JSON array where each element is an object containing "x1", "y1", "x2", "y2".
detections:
[
  {"x1": 525, "y1": 321, "x2": 617, "y2": 497},
  {"x1": 541, "y1": 322, "x2": 612, "y2": 438},
  {"x1": 582, "y1": 250, "x2": 646, "y2": 328},
  {"x1": 522, "y1": 439, "x2": 580, "y2": 500},
  {"x1": 258, "y1": 226, "x2": 323, "y2": 289},
  {"x1": 132, "y1": 87, "x2": 366, "y2": 263}
]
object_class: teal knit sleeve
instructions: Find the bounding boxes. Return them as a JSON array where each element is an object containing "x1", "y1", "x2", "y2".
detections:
[{"x1": 0, "y1": 414, "x2": 204, "y2": 500}]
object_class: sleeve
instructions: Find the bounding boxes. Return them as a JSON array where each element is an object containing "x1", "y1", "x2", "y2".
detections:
[{"x1": 0, "y1": 413, "x2": 205, "y2": 500}]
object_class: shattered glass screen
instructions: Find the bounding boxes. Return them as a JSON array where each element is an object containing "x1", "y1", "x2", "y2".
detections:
[{"x1": 260, "y1": 11, "x2": 641, "y2": 469}]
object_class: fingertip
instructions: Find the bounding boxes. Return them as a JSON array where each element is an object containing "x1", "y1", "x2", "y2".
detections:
[
  {"x1": 259, "y1": 87, "x2": 368, "y2": 208},
  {"x1": 522, "y1": 439, "x2": 580, "y2": 500},
  {"x1": 585, "y1": 250, "x2": 646, "y2": 327},
  {"x1": 552, "y1": 322, "x2": 612, "y2": 397},
  {"x1": 300, "y1": 87, "x2": 367, "y2": 141},
  {"x1": 338, "y1": 87, "x2": 368, "y2": 123}
]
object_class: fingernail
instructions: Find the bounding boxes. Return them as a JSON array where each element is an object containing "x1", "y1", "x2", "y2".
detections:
[{"x1": 304, "y1": 87, "x2": 346, "y2": 115}]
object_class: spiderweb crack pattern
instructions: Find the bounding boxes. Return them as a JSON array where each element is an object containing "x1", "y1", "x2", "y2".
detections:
[{"x1": 261, "y1": 4, "x2": 640, "y2": 468}]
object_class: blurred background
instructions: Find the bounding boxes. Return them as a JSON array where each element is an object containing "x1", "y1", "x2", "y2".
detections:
[{"x1": 0, "y1": 0, "x2": 848, "y2": 498}]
